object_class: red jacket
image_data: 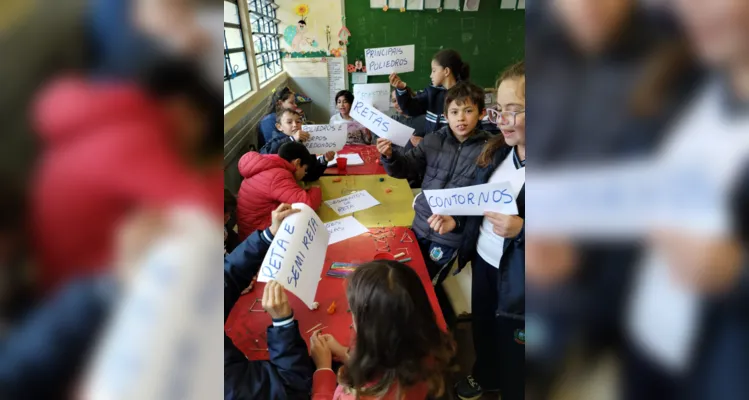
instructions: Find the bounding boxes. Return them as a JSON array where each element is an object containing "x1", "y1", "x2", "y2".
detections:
[
  {"x1": 31, "y1": 77, "x2": 221, "y2": 294},
  {"x1": 236, "y1": 152, "x2": 322, "y2": 240}
]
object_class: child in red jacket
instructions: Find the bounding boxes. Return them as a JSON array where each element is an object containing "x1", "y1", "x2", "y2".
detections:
[{"x1": 236, "y1": 141, "x2": 323, "y2": 240}]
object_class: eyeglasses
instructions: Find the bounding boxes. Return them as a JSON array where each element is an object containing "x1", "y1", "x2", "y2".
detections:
[{"x1": 487, "y1": 107, "x2": 525, "y2": 126}]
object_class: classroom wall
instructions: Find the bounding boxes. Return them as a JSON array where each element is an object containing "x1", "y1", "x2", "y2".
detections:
[
  {"x1": 276, "y1": 0, "x2": 347, "y2": 59},
  {"x1": 224, "y1": 77, "x2": 289, "y2": 194},
  {"x1": 344, "y1": 1, "x2": 525, "y2": 90}
]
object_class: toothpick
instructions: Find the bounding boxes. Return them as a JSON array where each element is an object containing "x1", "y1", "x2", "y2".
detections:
[{"x1": 306, "y1": 323, "x2": 323, "y2": 333}]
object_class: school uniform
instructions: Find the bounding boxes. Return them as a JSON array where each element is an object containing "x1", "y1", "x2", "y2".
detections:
[
  {"x1": 329, "y1": 113, "x2": 373, "y2": 145},
  {"x1": 225, "y1": 229, "x2": 315, "y2": 400},
  {"x1": 257, "y1": 113, "x2": 277, "y2": 150},
  {"x1": 395, "y1": 86, "x2": 448, "y2": 138},
  {"x1": 454, "y1": 146, "x2": 525, "y2": 400},
  {"x1": 259, "y1": 131, "x2": 329, "y2": 182},
  {"x1": 381, "y1": 126, "x2": 490, "y2": 283}
]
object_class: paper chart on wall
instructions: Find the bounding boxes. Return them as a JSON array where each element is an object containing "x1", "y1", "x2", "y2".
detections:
[{"x1": 327, "y1": 57, "x2": 347, "y2": 113}]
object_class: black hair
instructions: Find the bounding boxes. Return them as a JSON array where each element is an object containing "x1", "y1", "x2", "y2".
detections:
[
  {"x1": 139, "y1": 56, "x2": 222, "y2": 158},
  {"x1": 275, "y1": 108, "x2": 302, "y2": 124},
  {"x1": 340, "y1": 260, "x2": 455, "y2": 397},
  {"x1": 298, "y1": 20, "x2": 307, "y2": 26},
  {"x1": 278, "y1": 141, "x2": 315, "y2": 168},
  {"x1": 267, "y1": 86, "x2": 295, "y2": 114},
  {"x1": 444, "y1": 81, "x2": 486, "y2": 112},
  {"x1": 224, "y1": 188, "x2": 237, "y2": 214},
  {"x1": 433, "y1": 49, "x2": 471, "y2": 81},
  {"x1": 335, "y1": 90, "x2": 354, "y2": 104}
]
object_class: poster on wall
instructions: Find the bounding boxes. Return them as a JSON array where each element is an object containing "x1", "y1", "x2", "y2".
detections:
[
  {"x1": 443, "y1": 0, "x2": 460, "y2": 10},
  {"x1": 500, "y1": 0, "x2": 517, "y2": 9},
  {"x1": 370, "y1": 0, "x2": 387, "y2": 8},
  {"x1": 464, "y1": 0, "x2": 480, "y2": 11},
  {"x1": 406, "y1": 0, "x2": 425, "y2": 10},
  {"x1": 389, "y1": 0, "x2": 406, "y2": 9},
  {"x1": 425, "y1": 0, "x2": 442, "y2": 9},
  {"x1": 328, "y1": 57, "x2": 347, "y2": 113}
]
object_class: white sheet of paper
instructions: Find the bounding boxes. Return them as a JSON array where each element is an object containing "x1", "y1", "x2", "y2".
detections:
[
  {"x1": 406, "y1": 0, "x2": 425, "y2": 10},
  {"x1": 302, "y1": 124, "x2": 347, "y2": 153},
  {"x1": 389, "y1": 0, "x2": 406, "y2": 9},
  {"x1": 500, "y1": 0, "x2": 516, "y2": 9},
  {"x1": 327, "y1": 153, "x2": 365, "y2": 167},
  {"x1": 423, "y1": 182, "x2": 519, "y2": 216},
  {"x1": 256, "y1": 203, "x2": 330, "y2": 309},
  {"x1": 354, "y1": 83, "x2": 391, "y2": 111},
  {"x1": 325, "y1": 191, "x2": 381, "y2": 216},
  {"x1": 325, "y1": 216, "x2": 369, "y2": 245},
  {"x1": 350, "y1": 100, "x2": 413, "y2": 147},
  {"x1": 464, "y1": 0, "x2": 480, "y2": 11},
  {"x1": 425, "y1": 0, "x2": 442, "y2": 8},
  {"x1": 444, "y1": 0, "x2": 460, "y2": 10},
  {"x1": 370, "y1": 0, "x2": 387, "y2": 8},
  {"x1": 365, "y1": 45, "x2": 415, "y2": 75},
  {"x1": 352, "y1": 72, "x2": 368, "y2": 84}
]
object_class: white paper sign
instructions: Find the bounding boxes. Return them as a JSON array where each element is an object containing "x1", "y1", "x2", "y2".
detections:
[
  {"x1": 325, "y1": 216, "x2": 369, "y2": 245},
  {"x1": 350, "y1": 100, "x2": 414, "y2": 147},
  {"x1": 327, "y1": 153, "x2": 365, "y2": 167},
  {"x1": 325, "y1": 191, "x2": 381, "y2": 216},
  {"x1": 365, "y1": 45, "x2": 415, "y2": 75},
  {"x1": 257, "y1": 203, "x2": 330, "y2": 308},
  {"x1": 302, "y1": 124, "x2": 347, "y2": 153},
  {"x1": 354, "y1": 83, "x2": 391, "y2": 111},
  {"x1": 352, "y1": 72, "x2": 368, "y2": 84},
  {"x1": 424, "y1": 182, "x2": 519, "y2": 216}
]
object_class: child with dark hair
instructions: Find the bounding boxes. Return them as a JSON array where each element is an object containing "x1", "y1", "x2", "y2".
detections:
[
  {"x1": 377, "y1": 81, "x2": 490, "y2": 284},
  {"x1": 389, "y1": 49, "x2": 471, "y2": 149},
  {"x1": 224, "y1": 188, "x2": 240, "y2": 256},
  {"x1": 258, "y1": 87, "x2": 297, "y2": 149},
  {"x1": 236, "y1": 142, "x2": 322, "y2": 240},
  {"x1": 309, "y1": 260, "x2": 455, "y2": 399},
  {"x1": 330, "y1": 90, "x2": 374, "y2": 145},
  {"x1": 261, "y1": 108, "x2": 334, "y2": 182}
]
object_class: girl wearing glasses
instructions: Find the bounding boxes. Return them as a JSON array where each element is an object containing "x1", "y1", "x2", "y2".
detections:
[{"x1": 428, "y1": 61, "x2": 526, "y2": 400}]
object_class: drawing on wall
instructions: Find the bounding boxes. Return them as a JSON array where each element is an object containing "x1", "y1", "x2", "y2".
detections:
[
  {"x1": 283, "y1": 3, "x2": 319, "y2": 52},
  {"x1": 464, "y1": 0, "x2": 480, "y2": 11},
  {"x1": 338, "y1": 16, "x2": 352, "y2": 46},
  {"x1": 347, "y1": 58, "x2": 367, "y2": 73}
]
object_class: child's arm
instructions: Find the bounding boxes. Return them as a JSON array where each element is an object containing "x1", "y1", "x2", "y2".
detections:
[
  {"x1": 396, "y1": 87, "x2": 430, "y2": 118},
  {"x1": 311, "y1": 369, "x2": 338, "y2": 400},
  {"x1": 224, "y1": 228, "x2": 274, "y2": 319},
  {"x1": 272, "y1": 174, "x2": 323, "y2": 211},
  {"x1": 380, "y1": 138, "x2": 428, "y2": 180}
]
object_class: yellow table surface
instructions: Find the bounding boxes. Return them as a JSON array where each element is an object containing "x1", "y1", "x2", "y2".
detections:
[{"x1": 314, "y1": 174, "x2": 415, "y2": 227}]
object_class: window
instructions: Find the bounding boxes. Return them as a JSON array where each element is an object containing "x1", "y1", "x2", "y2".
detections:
[
  {"x1": 248, "y1": 0, "x2": 282, "y2": 85},
  {"x1": 224, "y1": 0, "x2": 251, "y2": 106}
]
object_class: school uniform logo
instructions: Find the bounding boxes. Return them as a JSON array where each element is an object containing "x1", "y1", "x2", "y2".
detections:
[
  {"x1": 429, "y1": 246, "x2": 444, "y2": 261},
  {"x1": 514, "y1": 329, "x2": 525, "y2": 345}
]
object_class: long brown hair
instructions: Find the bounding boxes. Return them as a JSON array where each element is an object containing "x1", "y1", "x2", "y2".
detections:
[
  {"x1": 478, "y1": 61, "x2": 525, "y2": 167},
  {"x1": 339, "y1": 261, "x2": 455, "y2": 398}
]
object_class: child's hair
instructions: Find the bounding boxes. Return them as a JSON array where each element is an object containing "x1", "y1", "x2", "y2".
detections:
[
  {"x1": 277, "y1": 141, "x2": 315, "y2": 169},
  {"x1": 433, "y1": 49, "x2": 470, "y2": 81},
  {"x1": 477, "y1": 61, "x2": 525, "y2": 168},
  {"x1": 444, "y1": 81, "x2": 486, "y2": 113},
  {"x1": 268, "y1": 87, "x2": 295, "y2": 114},
  {"x1": 339, "y1": 260, "x2": 455, "y2": 398},
  {"x1": 275, "y1": 108, "x2": 301, "y2": 124},
  {"x1": 224, "y1": 188, "x2": 237, "y2": 215},
  {"x1": 335, "y1": 89, "x2": 354, "y2": 104}
]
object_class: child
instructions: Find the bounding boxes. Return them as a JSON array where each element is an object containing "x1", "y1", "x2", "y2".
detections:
[
  {"x1": 224, "y1": 188, "x2": 240, "y2": 256},
  {"x1": 330, "y1": 90, "x2": 374, "y2": 145},
  {"x1": 225, "y1": 204, "x2": 316, "y2": 399},
  {"x1": 236, "y1": 141, "x2": 322, "y2": 240},
  {"x1": 309, "y1": 260, "x2": 455, "y2": 399},
  {"x1": 390, "y1": 89, "x2": 425, "y2": 137},
  {"x1": 429, "y1": 62, "x2": 526, "y2": 400},
  {"x1": 260, "y1": 108, "x2": 335, "y2": 182},
  {"x1": 389, "y1": 49, "x2": 470, "y2": 149},
  {"x1": 376, "y1": 81, "x2": 490, "y2": 284},
  {"x1": 258, "y1": 87, "x2": 297, "y2": 149}
]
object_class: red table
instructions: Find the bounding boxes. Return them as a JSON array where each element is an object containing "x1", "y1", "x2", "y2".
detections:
[
  {"x1": 324, "y1": 144, "x2": 386, "y2": 175},
  {"x1": 225, "y1": 227, "x2": 444, "y2": 361}
]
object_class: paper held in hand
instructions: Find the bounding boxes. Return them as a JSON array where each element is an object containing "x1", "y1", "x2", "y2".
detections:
[
  {"x1": 324, "y1": 190, "x2": 381, "y2": 216},
  {"x1": 302, "y1": 124, "x2": 347, "y2": 153},
  {"x1": 423, "y1": 182, "x2": 519, "y2": 216},
  {"x1": 256, "y1": 203, "x2": 330, "y2": 309},
  {"x1": 349, "y1": 100, "x2": 413, "y2": 147}
]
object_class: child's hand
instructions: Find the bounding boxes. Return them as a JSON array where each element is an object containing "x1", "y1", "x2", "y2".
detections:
[
  {"x1": 376, "y1": 138, "x2": 393, "y2": 158},
  {"x1": 410, "y1": 136, "x2": 423, "y2": 147},
  {"x1": 320, "y1": 334, "x2": 349, "y2": 361},
  {"x1": 262, "y1": 280, "x2": 292, "y2": 320},
  {"x1": 427, "y1": 215, "x2": 457, "y2": 235},
  {"x1": 389, "y1": 72, "x2": 407, "y2": 90},
  {"x1": 324, "y1": 151, "x2": 336, "y2": 162},
  {"x1": 269, "y1": 203, "x2": 300, "y2": 236},
  {"x1": 293, "y1": 130, "x2": 310, "y2": 142},
  {"x1": 484, "y1": 212, "x2": 523, "y2": 238},
  {"x1": 310, "y1": 332, "x2": 333, "y2": 369}
]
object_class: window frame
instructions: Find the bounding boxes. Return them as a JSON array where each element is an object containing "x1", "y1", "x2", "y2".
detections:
[{"x1": 247, "y1": 0, "x2": 283, "y2": 85}]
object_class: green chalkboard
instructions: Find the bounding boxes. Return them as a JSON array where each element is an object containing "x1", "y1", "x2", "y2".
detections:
[{"x1": 344, "y1": 1, "x2": 525, "y2": 91}]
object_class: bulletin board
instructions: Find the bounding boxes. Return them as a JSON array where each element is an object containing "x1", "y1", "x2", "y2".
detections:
[{"x1": 345, "y1": 0, "x2": 525, "y2": 89}]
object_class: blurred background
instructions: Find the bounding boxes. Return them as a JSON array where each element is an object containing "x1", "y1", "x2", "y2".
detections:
[
  {"x1": 525, "y1": 0, "x2": 749, "y2": 399},
  {"x1": 0, "y1": 0, "x2": 224, "y2": 398}
]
